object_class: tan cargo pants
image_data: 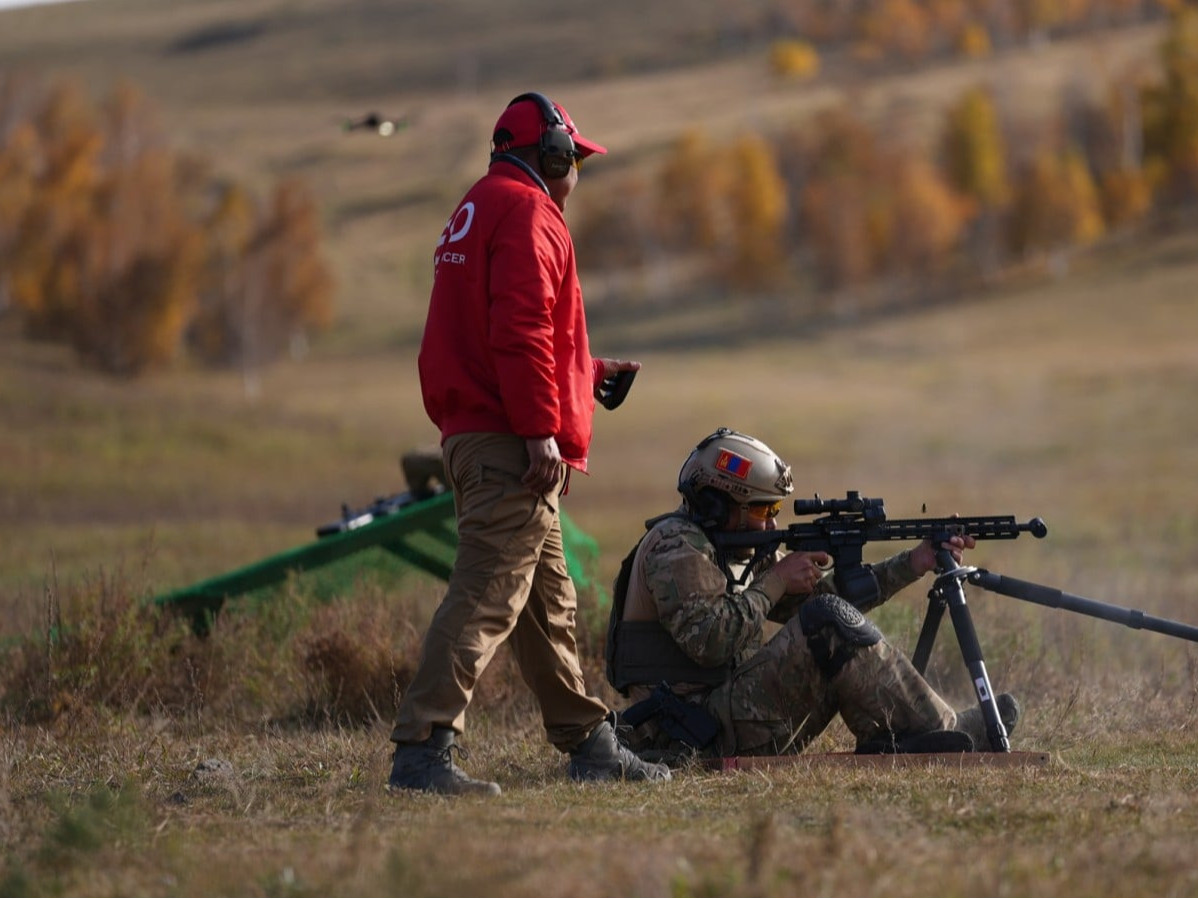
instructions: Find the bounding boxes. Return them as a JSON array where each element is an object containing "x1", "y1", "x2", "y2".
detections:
[{"x1": 391, "y1": 432, "x2": 608, "y2": 751}]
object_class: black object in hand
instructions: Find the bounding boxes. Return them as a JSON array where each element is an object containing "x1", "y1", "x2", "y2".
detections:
[{"x1": 597, "y1": 369, "x2": 637, "y2": 410}]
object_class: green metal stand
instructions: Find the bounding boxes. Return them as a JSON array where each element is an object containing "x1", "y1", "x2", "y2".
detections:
[{"x1": 154, "y1": 490, "x2": 603, "y2": 634}]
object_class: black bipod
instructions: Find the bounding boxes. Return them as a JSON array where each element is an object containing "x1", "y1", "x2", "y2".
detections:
[
  {"x1": 910, "y1": 547, "x2": 1010, "y2": 752},
  {"x1": 964, "y1": 569, "x2": 1198, "y2": 644},
  {"x1": 910, "y1": 553, "x2": 1198, "y2": 753}
]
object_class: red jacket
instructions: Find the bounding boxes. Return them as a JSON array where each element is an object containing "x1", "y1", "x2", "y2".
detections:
[{"x1": 418, "y1": 159, "x2": 602, "y2": 471}]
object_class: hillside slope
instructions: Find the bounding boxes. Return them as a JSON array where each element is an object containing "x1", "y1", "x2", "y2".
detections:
[{"x1": 0, "y1": 2, "x2": 1169, "y2": 347}]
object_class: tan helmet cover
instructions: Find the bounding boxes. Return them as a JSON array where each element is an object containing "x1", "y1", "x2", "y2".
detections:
[{"x1": 678, "y1": 428, "x2": 793, "y2": 510}]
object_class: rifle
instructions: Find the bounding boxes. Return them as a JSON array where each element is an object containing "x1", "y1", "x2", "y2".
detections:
[
  {"x1": 711, "y1": 491, "x2": 1198, "y2": 752},
  {"x1": 315, "y1": 488, "x2": 441, "y2": 537},
  {"x1": 711, "y1": 490, "x2": 1048, "y2": 607}
]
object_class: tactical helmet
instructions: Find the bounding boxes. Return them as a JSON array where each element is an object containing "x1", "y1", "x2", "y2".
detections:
[{"x1": 678, "y1": 428, "x2": 793, "y2": 525}]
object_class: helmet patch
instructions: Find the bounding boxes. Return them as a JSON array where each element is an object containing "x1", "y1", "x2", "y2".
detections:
[{"x1": 715, "y1": 449, "x2": 752, "y2": 480}]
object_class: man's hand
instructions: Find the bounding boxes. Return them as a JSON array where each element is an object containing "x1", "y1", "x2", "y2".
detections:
[
  {"x1": 523, "y1": 436, "x2": 562, "y2": 495},
  {"x1": 594, "y1": 358, "x2": 641, "y2": 382},
  {"x1": 595, "y1": 359, "x2": 641, "y2": 410},
  {"x1": 910, "y1": 531, "x2": 976, "y2": 576},
  {"x1": 774, "y1": 550, "x2": 832, "y2": 595}
]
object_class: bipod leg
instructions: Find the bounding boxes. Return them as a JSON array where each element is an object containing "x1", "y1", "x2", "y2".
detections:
[
  {"x1": 911, "y1": 589, "x2": 947, "y2": 676},
  {"x1": 933, "y1": 552, "x2": 1009, "y2": 752},
  {"x1": 967, "y1": 568, "x2": 1198, "y2": 644}
]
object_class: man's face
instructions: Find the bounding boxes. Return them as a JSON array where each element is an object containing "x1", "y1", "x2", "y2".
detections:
[
  {"x1": 547, "y1": 161, "x2": 578, "y2": 213},
  {"x1": 725, "y1": 499, "x2": 782, "y2": 533}
]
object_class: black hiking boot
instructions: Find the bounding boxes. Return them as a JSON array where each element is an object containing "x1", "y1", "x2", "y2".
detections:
[
  {"x1": 568, "y1": 719, "x2": 672, "y2": 783},
  {"x1": 954, "y1": 693, "x2": 1022, "y2": 750},
  {"x1": 388, "y1": 727, "x2": 501, "y2": 797}
]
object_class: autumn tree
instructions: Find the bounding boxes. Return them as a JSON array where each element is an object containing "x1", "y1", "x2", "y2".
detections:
[
  {"x1": 1067, "y1": 79, "x2": 1153, "y2": 230},
  {"x1": 0, "y1": 78, "x2": 40, "y2": 316},
  {"x1": 70, "y1": 82, "x2": 204, "y2": 374},
  {"x1": 5, "y1": 79, "x2": 103, "y2": 341},
  {"x1": 768, "y1": 39, "x2": 821, "y2": 80},
  {"x1": 1008, "y1": 146, "x2": 1105, "y2": 269},
  {"x1": 0, "y1": 75, "x2": 335, "y2": 379},
  {"x1": 886, "y1": 153, "x2": 971, "y2": 279},
  {"x1": 797, "y1": 108, "x2": 884, "y2": 292},
  {"x1": 939, "y1": 85, "x2": 1011, "y2": 277},
  {"x1": 571, "y1": 174, "x2": 655, "y2": 272},
  {"x1": 860, "y1": 0, "x2": 933, "y2": 65},
  {"x1": 188, "y1": 178, "x2": 333, "y2": 394},
  {"x1": 249, "y1": 177, "x2": 334, "y2": 363},
  {"x1": 720, "y1": 134, "x2": 789, "y2": 288},
  {"x1": 1142, "y1": 5, "x2": 1198, "y2": 207},
  {"x1": 190, "y1": 182, "x2": 255, "y2": 364},
  {"x1": 656, "y1": 129, "x2": 724, "y2": 251}
]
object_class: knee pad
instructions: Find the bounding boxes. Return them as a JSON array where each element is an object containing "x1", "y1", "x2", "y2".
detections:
[{"x1": 799, "y1": 594, "x2": 882, "y2": 680}]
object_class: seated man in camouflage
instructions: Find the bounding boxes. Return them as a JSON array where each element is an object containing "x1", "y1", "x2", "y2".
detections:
[{"x1": 605, "y1": 428, "x2": 1020, "y2": 761}]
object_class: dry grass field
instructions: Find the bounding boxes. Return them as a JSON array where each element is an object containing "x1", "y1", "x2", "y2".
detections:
[{"x1": 2, "y1": 2, "x2": 1198, "y2": 896}]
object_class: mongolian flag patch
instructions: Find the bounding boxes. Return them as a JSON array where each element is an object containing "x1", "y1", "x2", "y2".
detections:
[{"x1": 715, "y1": 449, "x2": 752, "y2": 480}]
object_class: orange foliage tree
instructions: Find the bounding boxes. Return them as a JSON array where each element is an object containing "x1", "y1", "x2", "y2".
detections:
[
  {"x1": 721, "y1": 134, "x2": 789, "y2": 289},
  {"x1": 886, "y1": 154, "x2": 971, "y2": 279},
  {"x1": 860, "y1": 0, "x2": 933, "y2": 65},
  {"x1": 0, "y1": 75, "x2": 334, "y2": 378},
  {"x1": 796, "y1": 108, "x2": 884, "y2": 291},
  {"x1": 1142, "y1": 5, "x2": 1198, "y2": 207},
  {"x1": 939, "y1": 85, "x2": 1010, "y2": 277},
  {"x1": 1008, "y1": 147, "x2": 1105, "y2": 265},
  {"x1": 656, "y1": 129, "x2": 724, "y2": 252},
  {"x1": 1070, "y1": 80, "x2": 1153, "y2": 230},
  {"x1": 4, "y1": 79, "x2": 103, "y2": 342},
  {"x1": 71, "y1": 82, "x2": 205, "y2": 374},
  {"x1": 768, "y1": 39, "x2": 821, "y2": 80}
]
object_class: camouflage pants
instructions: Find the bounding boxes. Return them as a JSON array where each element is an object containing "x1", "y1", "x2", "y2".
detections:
[{"x1": 707, "y1": 614, "x2": 955, "y2": 755}]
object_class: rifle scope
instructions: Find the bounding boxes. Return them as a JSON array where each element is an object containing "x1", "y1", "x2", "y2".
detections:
[{"x1": 795, "y1": 490, "x2": 885, "y2": 519}]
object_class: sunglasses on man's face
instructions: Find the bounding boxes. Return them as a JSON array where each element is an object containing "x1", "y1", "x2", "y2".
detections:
[{"x1": 745, "y1": 500, "x2": 783, "y2": 521}]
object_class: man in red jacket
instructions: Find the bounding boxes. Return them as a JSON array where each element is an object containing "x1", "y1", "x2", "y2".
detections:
[{"x1": 389, "y1": 92, "x2": 669, "y2": 795}]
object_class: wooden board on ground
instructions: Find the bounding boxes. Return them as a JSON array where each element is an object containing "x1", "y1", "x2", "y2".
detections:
[{"x1": 707, "y1": 751, "x2": 1052, "y2": 772}]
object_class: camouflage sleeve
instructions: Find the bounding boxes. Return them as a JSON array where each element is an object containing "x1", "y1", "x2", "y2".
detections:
[
  {"x1": 766, "y1": 569, "x2": 834, "y2": 623},
  {"x1": 641, "y1": 519, "x2": 783, "y2": 667},
  {"x1": 767, "y1": 549, "x2": 920, "y2": 619}
]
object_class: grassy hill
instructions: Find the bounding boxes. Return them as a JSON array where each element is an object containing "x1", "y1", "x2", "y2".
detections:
[
  {"x1": 3, "y1": 5, "x2": 1198, "y2": 896},
  {"x1": 0, "y1": 0, "x2": 1183, "y2": 598},
  {"x1": 0, "y1": 1, "x2": 1169, "y2": 346}
]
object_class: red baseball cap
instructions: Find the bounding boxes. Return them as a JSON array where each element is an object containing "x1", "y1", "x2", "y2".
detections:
[{"x1": 492, "y1": 95, "x2": 608, "y2": 158}]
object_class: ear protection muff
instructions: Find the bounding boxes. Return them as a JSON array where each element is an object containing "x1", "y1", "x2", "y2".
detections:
[
  {"x1": 693, "y1": 487, "x2": 730, "y2": 526},
  {"x1": 506, "y1": 91, "x2": 576, "y2": 180},
  {"x1": 681, "y1": 483, "x2": 730, "y2": 529}
]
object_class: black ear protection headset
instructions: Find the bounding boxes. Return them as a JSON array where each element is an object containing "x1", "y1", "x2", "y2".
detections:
[
  {"x1": 502, "y1": 91, "x2": 577, "y2": 180},
  {"x1": 685, "y1": 486, "x2": 730, "y2": 528}
]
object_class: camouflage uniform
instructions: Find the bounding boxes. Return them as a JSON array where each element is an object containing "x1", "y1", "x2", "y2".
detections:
[{"x1": 619, "y1": 511, "x2": 956, "y2": 756}]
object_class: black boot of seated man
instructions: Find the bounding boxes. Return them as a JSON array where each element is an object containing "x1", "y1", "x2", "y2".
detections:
[
  {"x1": 568, "y1": 719, "x2": 672, "y2": 783},
  {"x1": 953, "y1": 692, "x2": 1022, "y2": 749},
  {"x1": 389, "y1": 727, "x2": 501, "y2": 796}
]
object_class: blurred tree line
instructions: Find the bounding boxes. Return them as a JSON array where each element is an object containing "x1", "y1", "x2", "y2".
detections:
[
  {"x1": 739, "y1": 0, "x2": 1179, "y2": 72},
  {"x1": 576, "y1": 5, "x2": 1198, "y2": 308},
  {"x1": 0, "y1": 75, "x2": 332, "y2": 381}
]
